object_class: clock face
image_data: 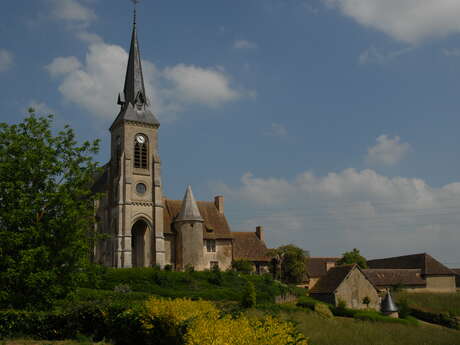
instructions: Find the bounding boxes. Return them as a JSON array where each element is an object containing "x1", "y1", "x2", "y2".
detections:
[{"x1": 136, "y1": 135, "x2": 145, "y2": 144}]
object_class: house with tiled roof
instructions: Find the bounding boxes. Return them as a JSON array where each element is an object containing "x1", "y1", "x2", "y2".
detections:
[
  {"x1": 310, "y1": 264, "x2": 380, "y2": 310},
  {"x1": 306, "y1": 257, "x2": 340, "y2": 289},
  {"x1": 367, "y1": 253, "x2": 456, "y2": 292},
  {"x1": 362, "y1": 269, "x2": 426, "y2": 292},
  {"x1": 92, "y1": 10, "x2": 270, "y2": 271},
  {"x1": 451, "y1": 269, "x2": 460, "y2": 288}
]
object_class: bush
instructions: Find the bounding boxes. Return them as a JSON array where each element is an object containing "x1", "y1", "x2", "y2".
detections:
[
  {"x1": 296, "y1": 296, "x2": 318, "y2": 311},
  {"x1": 410, "y1": 309, "x2": 458, "y2": 329},
  {"x1": 231, "y1": 260, "x2": 254, "y2": 274},
  {"x1": 354, "y1": 311, "x2": 418, "y2": 326},
  {"x1": 241, "y1": 281, "x2": 257, "y2": 308}
]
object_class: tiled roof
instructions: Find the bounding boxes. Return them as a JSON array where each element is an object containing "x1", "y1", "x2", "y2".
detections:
[
  {"x1": 310, "y1": 264, "x2": 356, "y2": 294},
  {"x1": 164, "y1": 199, "x2": 233, "y2": 239},
  {"x1": 308, "y1": 257, "x2": 340, "y2": 278},
  {"x1": 367, "y1": 253, "x2": 454, "y2": 276},
  {"x1": 232, "y1": 232, "x2": 270, "y2": 262},
  {"x1": 363, "y1": 269, "x2": 426, "y2": 287},
  {"x1": 452, "y1": 269, "x2": 460, "y2": 276}
]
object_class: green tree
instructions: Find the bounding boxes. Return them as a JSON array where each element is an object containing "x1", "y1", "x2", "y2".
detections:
[
  {"x1": 268, "y1": 245, "x2": 309, "y2": 284},
  {"x1": 337, "y1": 248, "x2": 368, "y2": 268},
  {"x1": 0, "y1": 111, "x2": 100, "y2": 310}
]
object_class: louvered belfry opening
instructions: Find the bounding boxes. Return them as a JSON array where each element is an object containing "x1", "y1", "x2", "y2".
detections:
[{"x1": 134, "y1": 140, "x2": 148, "y2": 169}]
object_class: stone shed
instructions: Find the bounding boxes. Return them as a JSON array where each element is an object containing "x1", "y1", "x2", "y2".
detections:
[
  {"x1": 367, "y1": 253, "x2": 456, "y2": 292},
  {"x1": 310, "y1": 264, "x2": 380, "y2": 310}
]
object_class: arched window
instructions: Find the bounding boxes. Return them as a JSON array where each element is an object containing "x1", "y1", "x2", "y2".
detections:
[{"x1": 134, "y1": 134, "x2": 148, "y2": 169}]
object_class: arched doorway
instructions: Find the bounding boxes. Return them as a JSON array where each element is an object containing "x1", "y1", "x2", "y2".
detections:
[{"x1": 132, "y1": 219, "x2": 148, "y2": 267}]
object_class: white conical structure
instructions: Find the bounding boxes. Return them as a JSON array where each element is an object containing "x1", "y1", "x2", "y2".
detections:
[{"x1": 176, "y1": 185, "x2": 203, "y2": 222}]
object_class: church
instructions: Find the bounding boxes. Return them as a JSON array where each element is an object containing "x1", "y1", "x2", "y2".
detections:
[{"x1": 92, "y1": 10, "x2": 270, "y2": 272}]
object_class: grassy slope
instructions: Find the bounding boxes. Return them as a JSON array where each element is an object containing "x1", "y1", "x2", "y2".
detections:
[
  {"x1": 395, "y1": 292, "x2": 460, "y2": 316},
  {"x1": 248, "y1": 308, "x2": 460, "y2": 345}
]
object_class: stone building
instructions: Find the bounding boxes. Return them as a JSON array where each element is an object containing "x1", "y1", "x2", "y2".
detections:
[
  {"x1": 367, "y1": 253, "x2": 456, "y2": 292},
  {"x1": 310, "y1": 264, "x2": 380, "y2": 310},
  {"x1": 92, "y1": 10, "x2": 270, "y2": 271},
  {"x1": 306, "y1": 257, "x2": 340, "y2": 289},
  {"x1": 362, "y1": 268, "x2": 426, "y2": 292}
]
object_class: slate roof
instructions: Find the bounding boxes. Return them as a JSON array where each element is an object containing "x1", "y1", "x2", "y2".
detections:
[
  {"x1": 452, "y1": 269, "x2": 460, "y2": 276},
  {"x1": 308, "y1": 257, "x2": 340, "y2": 278},
  {"x1": 367, "y1": 253, "x2": 454, "y2": 276},
  {"x1": 176, "y1": 186, "x2": 203, "y2": 222},
  {"x1": 310, "y1": 264, "x2": 357, "y2": 294},
  {"x1": 164, "y1": 199, "x2": 233, "y2": 239},
  {"x1": 110, "y1": 16, "x2": 160, "y2": 129},
  {"x1": 363, "y1": 269, "x2": 426, "y2": 287},
  {"x1": 232, "y1": 232, "x2": 270, "y2": 262},
  {"x1": 381, "y1": 292, "x2": 398, "y2": 313}
]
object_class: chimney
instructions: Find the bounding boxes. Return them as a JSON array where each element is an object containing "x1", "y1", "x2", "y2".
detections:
[
  {"x1": 214, "y1": 195, "x2": 224, "y2": 214},
  {"x1": 256, "y1": 226, "x2": 264, "y2": 241}
]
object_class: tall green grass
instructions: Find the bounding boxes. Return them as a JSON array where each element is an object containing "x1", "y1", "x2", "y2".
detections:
[
  {"x1": 395, "y1": 292, "x2": 460, "y2": 316},
  {"x1": 248, "y1": 309, "x2": 460, "y2": 345}
]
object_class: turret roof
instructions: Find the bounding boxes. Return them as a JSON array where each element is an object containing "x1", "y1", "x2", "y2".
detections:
[{"x1": 175, "y1": 185, "x2": 204, "y2": 223}]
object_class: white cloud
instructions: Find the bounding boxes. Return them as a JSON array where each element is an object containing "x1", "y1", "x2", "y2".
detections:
[
  {"x1": 233, "y1": 40, "x2": 258, "y2": 50},
  {"x1": 264, "y1": 123, "x2": 288, "y2": 137},
  {"x1": 443, "y1": 48, "x2": 460, "y2": 57},
  {"x1": 323, "y1": 0, "x2": 460, "y2": 44},
  {"x1": 366, "y1": 134, "x2": 411, "y2": 166},
  {"x1": 163, "y1": 64, "x2": 241, "y2": 108},
  {"x1": 359, "y1": 46, "x2": 412, "y2": 64},
  {"x1": 46, "y1": 56, "x2": 82, "y2": 77},
  {"x1": 214, "y1": 168, "x2": 460, "y2": 262},
  {"x1": 47, "y1": 40, "x2": 245, "y2": 120},
  {"x1": 0, "y1": 49, "x2": 13, "y2": 72},
  {"x1": 49, "y1": 0, "x2": 96, "y2": 26}
]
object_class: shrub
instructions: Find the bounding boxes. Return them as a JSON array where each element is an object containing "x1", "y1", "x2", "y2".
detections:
[
  {"x1": 296, "y1": 296, "x2": 318, "y2": 311},
  {"x1": 241, "y1": 280, "x2": 257, "y2": 308},
  {"x1": 354, "y1": 311, "x2": 418, "y2": 326},
  {"x1": 231, "y1": 260, "x2": 254, "y2": 274},
  {"x1": 114, "y1": 284, "x2": 131, "y2": 294},
  {"x1": 410, "y1": 309, "x2": 458, "y2": 329}
]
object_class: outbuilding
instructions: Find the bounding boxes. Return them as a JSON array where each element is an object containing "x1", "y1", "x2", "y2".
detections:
[{"x1": 310, "y1": 264, "x2": 380, "y2": 310}]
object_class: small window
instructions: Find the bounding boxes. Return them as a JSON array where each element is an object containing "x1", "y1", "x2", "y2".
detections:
[
  {"x1": 205, "y1": 239, "x2": 216, "y2": 253},
  {"x1": 210, "y1": 261, "x2": 219, "y2": 270}
]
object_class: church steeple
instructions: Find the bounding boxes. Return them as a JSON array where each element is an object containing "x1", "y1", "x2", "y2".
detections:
[
  {"x1": 119, "y1": 8, "x2": 146, "y2": 107},
  {"x1": 111, "y1": 4, "x2": 159, "y2": 129}
]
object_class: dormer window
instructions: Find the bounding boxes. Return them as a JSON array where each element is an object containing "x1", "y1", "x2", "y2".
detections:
[{"x1": 134, "y1": 134, "x2": 148, "y2": 169}]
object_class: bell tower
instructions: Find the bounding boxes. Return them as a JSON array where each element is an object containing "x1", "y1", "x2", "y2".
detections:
[{"x1": 108, "y1": 6, "x2": 165, "y2": 268}]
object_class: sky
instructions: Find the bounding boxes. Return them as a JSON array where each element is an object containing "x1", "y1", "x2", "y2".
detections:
[{"x1": 1, "y1": 0, "x2": 460, "y2": 266}]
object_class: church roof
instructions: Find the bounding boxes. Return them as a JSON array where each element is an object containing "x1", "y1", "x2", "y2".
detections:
[
  {"x1": 110, "y1": 9, "x2": 159, "y2": 130},
  {"x1": 175, "y1": 186, "x2": 203, "y2": 222},
  {"x1": 232, "y1": 232, "x2": 270, "y2": 262},
  {"x1": 367, "y1": 253, "x2": 454, "y2": 276},
  {"x1": 164, "y1": 199, "x2": 233, "y2": 239}
]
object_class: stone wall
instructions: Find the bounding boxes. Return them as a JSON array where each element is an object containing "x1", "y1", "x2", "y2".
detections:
[
  {"x1": 425, "y1": 276, "x2": 456, "y2": 292},
  {"x1": 335, "y1": 268, "x2": 380, "y2": 310}
]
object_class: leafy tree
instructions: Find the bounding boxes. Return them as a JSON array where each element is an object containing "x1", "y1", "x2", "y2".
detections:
[
  {"x1": 0, "y1": 111, "x2": 100, "y2": 310},
  {"x1": 268, "y1": 245, "x2": 309, "y2": 284},
  {"x1": 231, "y1": 259, "x2": 254, "y2": 274},
  {"x1": 337, "y1": 248, "x2": 368, "y2": 268}
]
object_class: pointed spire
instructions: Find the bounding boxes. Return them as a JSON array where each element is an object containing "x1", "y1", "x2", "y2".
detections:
[
  {"x1": 111, "y1": 4, "x2": 159, "y2": 130},
  {"x1": 120, "y1": 11, "x2": 146, "y2": 107},
  {"x1": 176, "y1": 185, "x2": 204, "y2": 222},
  {"x1": 381, "y1": 291, "x2": 398, "y2": 313}
]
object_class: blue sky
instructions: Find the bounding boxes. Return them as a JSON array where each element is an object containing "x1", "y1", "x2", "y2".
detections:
[{"x1": 2, "y1": 0, "x2": 460, "y2": 266}]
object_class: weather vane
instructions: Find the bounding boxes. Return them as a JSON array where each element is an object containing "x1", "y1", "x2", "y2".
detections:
[{"x1": 130, "y1": 0, "x2": 142, "y2": 24}]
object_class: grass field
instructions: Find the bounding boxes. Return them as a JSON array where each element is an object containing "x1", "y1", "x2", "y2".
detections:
[
  {"x1": 395, "y1": 291, "x2": 460, "y2": 316},
  {"x1": 248, "y1": 307, "x2": 460, "y2": 345}
]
